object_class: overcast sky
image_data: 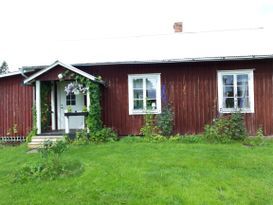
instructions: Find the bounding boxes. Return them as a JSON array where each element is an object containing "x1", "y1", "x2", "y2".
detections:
[{"x1": 0, "y1": 0, "x2": 273, "y2": 71}]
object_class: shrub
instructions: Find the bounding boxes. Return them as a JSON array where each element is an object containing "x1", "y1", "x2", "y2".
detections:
[
  {"x1": 74, "y1": 129, "x2": 90, "y2": 145},
  {"x1": 13, "y1": 140, "x2": 84, "y2": 183},
  {"x1": 156, "y1": 104, "x2": 174, "y2": 136},
  {"x1": 204, "y1": 112, "x2": 247, "y2": 143},
  {"x1": 243, "y1": 127, "x2": 265, "y2": 147},
  {"x1": 140, "y1": 112, "x2": 158, "y2": 137},
  {"x1": 25, "y1": 128, "x2": 37, "y2": 143},
  {"x1": 149, "y1": 134, "x2": 168, "y2": 142},
  {"x1": 91, "y1": 127, "x2": 118, "y2": 143},
  {"x1": 203, "y1": 116, "x2": 232, "y2": 143}
]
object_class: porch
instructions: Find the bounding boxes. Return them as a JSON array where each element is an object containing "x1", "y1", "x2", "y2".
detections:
[{"x1": 23, "y1": 61, "x2": 104, "y2": 137}]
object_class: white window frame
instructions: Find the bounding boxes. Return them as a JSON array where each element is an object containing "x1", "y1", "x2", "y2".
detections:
[
  {"x1": 128, "y1": 73, "x2": 161, "y2": 115},
  {"x1": 217, "y1": 69, "x2": 254, "y2": 113}
]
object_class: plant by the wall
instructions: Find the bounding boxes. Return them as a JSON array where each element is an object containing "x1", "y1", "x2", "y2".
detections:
[
  {"x1": 6, "y1": 124, "x2": 18, "y2": 136},
  {"x1": 156, "y1": 104, "x2": 174, "y2": 136},
  {"x1": 140, "y1": 112, "x2": 158, "y2": 137},
  {"x1": 203, "y1": 111, "x2": 247, "y2": 143},
  {"x1": 66, "y1": 105, "x2": 72, "y2": 113},
  {"x1": 41, "y1": 82, "x2": 51, "y2": 131},
  {"x1": 26, "y1": 105, "x2": 37, "y2": 142}
]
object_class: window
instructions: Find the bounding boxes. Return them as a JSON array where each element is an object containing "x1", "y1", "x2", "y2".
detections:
[
  {"x1": 217, "y1": 70, "x2": 254, "y2": 113},
  {"x1": 66, "y1": 93, "x2": 76, "y2": 106},
  {"x1": 128, "y1": 74, "x2": 161, "y2": 115}
]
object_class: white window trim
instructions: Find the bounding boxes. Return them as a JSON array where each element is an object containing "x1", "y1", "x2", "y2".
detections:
[
  {"x1": 217, "y1": 69, "x2": 254, "y2": 113},
  {"x1": 128, "y1": 73, "x2": 161, "y2": 115}
]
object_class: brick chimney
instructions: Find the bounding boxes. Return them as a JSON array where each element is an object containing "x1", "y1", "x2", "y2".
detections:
[{"x1": 173, "y1": 22, "x2": 183, "y2": 33}]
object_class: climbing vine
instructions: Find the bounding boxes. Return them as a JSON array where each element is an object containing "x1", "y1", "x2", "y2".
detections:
[
  {"x1": 26, "y1": 105, "x2": 37, "y2": 142},
  {"x1": 61, "y1": 71, "x2": 103, "y2": 136},
  {"x1": 41, "y1": 82, "x2": 51, "y2": 132},
  {"x1": 75, "y1": 74, "x2": 103, "y2": 136}
]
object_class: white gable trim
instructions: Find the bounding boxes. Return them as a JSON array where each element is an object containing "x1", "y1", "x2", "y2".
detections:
[{"x1": 23, "y1": 61, "x2": 104, "y2": 85}]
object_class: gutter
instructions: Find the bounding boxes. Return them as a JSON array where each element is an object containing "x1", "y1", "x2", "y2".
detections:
[{"x1": 19, "y1": 67, "x2": 29, "y2": 78}]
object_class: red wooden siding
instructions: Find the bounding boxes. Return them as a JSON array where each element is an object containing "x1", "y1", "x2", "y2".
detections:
[
  {"x1": 81, "y1": 59, "x2": 273, "y2": 136},
  {"x1": 0, "y1": 75, "x2": 33, "y2": 137},
  {"x1": 37, "y1": 65, "x2": 66, "y2": 81}
]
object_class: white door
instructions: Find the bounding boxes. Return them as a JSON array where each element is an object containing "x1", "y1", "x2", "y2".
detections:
[{"x1": 57, "y1": 82, "x2": 85, "y2": 130}]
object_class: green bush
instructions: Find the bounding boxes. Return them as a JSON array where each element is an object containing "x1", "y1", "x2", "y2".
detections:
[
  {"x1": 140, "y1": 112, "x2": 158, "y2": 137},
  {"x1": 25, "y1": 128, "x2": 37, "y2": 143},
  {"x1": 91, "y1": 127, "x2": 118, "y2": 143},
  {"x1": 13, "y1": 140, "x2": 84, "y2": 183},
  {"x1": 74, "y1": 129, "x2": 90, "y2": 145},
  {"x1": 156, "y1": 104, "x2": 174, "y2": 136},
  {"x1": 13, "y1": 160, "x2": 84, "y2": 183},
  {"x1": 204, "y1": 112, "x2": 247, "y2": 143},
  {"x1": 243, "y1": 127, "x2": 266, "y2": 147},
  {"x1": 149, "y1": 135, "x2": 168, "y2": 143}
]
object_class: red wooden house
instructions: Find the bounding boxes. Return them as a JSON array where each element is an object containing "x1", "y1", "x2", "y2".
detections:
[{"x1": 1, "y1": 28, "x2": 273, "y2": 141}]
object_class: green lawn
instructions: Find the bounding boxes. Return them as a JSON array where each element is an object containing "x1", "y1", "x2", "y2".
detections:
[{"x1": 1, "y1": 142, "x2": 273, "y2": 205}]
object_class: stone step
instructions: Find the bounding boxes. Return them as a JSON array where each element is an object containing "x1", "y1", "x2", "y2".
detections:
[{"x1": 28, "y1": 135, "x2": 64, "y2": 149}]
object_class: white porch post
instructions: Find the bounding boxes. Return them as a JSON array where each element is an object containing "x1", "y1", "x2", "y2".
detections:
[
  {"x1": 36, "y1": 80, "x2": 42, "y2": 134},
  {"x1": 65, "y1": 116, "x2": 69, "y2": 134},
  {"x1": 87, "y1": 91, "x2": 90, "y2": 111},
  {"x1": 51, "y1": 83, "x2": 56, "y2": 130},
  {"x1": 86, "y1": 91, "x2": 90, "y2": 132}
]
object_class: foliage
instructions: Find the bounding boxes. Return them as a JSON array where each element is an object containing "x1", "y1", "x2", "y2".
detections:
[
  {"x1": 74, "y1": 74, "x2": 103, "y2": 135},
  {"x1": 13, "y1": 140, "x2": 83, "y2": 183},
  {"x1": 82, "y1": 105, "x2": 88, "y2": 112},
  {"x1": 39, "y1": 140, "x2": 67, "y2": 159},
  {"x1": 74, "y1": 129, "x2": 90, "y2": 145},
  {"x1": 26, "y1": 105, "x2": 37, "y2": 143},
  {"x1": 156, "y1": 103, "x2": 174, "y2": 136},
  {"x1": 243, "y1": 127, "x2": 266, "y2": 147},
  {"x1": 148, "y1": 134, "x2": 168, "y2": 142},
  {"x1": 140, "y1": 112, "x2": 158, "y2": 137},
  {"x1": 6, "y1": 124, "x2": 18, "y2": 136},
  {"x1": 0, "y1": 61, "x2": 8, "y2": 74},
  {"x1": 60, "y1": 71, "x2": 104, "y2": 137},
  {"x1": 229, "y1": 111, "x2": 247, "y2": 140},
  {"x1": 41, "y1": 82, "x2": 51, "y2": 131},
  {"x1": 90, "y1": 127, "x2": 118, "y2": 143},
  {"x1": 66, "y1": 105, "x2": 72, "y2": 112},
  {"x1": 86, "y1": 81, "x2": 103, "y2": 135},
  {"x1": 26, "y1": 129, "x2": 37, "y2": 143},
  {"x1": 204, "y1": 112, "x2": 247, "y2": 143}
]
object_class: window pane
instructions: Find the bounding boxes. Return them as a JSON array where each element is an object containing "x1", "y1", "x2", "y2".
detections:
[
  {"x1": 223, "y1": 86, "x2": 234, "y2": 97},
  {"x1": 147, "y1": 100, "x2": 157, "y2": 110},
  {"x1": 146, "y1": 78, "x2": 157, "y2": 89},
  {"x1": 222, "y1": 75, "x2": 233, "y2": 85},
  {"x1": 238, "y1": 97, "x2": 250, "y2": 108},
  {"x1": 223, "y1": 98, "x2": 234, "y2": 108},
  {"x1": 237, "y1": 86, "x2": 249, "y2": 97},
  {"x1": 134, "y1": 100, "x2": 143, "y2": 110},
  {"x1": 237, "y1": 74, "x2": 248, "y2": 85},
  {"x1": 133, "y1": 90, "x2": 143, "y2": 99},
  {"x1": 133, "y1": 79, "x2": 143, "y2": 89},
  {"x1": 146, "y1": 89, "x2": 156, "y2": 99}
]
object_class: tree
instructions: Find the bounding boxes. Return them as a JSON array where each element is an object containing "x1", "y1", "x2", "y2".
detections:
[{"x1": 0, "y1": 61, "x2": 9, "y2": 74}]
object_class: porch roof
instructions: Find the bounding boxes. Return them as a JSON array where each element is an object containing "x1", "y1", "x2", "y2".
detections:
[{"x1": 23, "y1": 61, "x2": 105, "y2": 85}]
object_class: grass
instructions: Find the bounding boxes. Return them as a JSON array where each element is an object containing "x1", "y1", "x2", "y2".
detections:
[{"x1": 1, "y1": 142, "x2": 273, "y2": 204}]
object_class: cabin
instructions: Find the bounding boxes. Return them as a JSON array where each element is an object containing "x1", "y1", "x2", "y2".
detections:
[{"x1": 1, "y1": 28, "x2": 273, "y2": 143}]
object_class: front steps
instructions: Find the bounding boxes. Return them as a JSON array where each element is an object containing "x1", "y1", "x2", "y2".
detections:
[{"x1": 28, "y1": 135, "x2": 64, "y2": 149}]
